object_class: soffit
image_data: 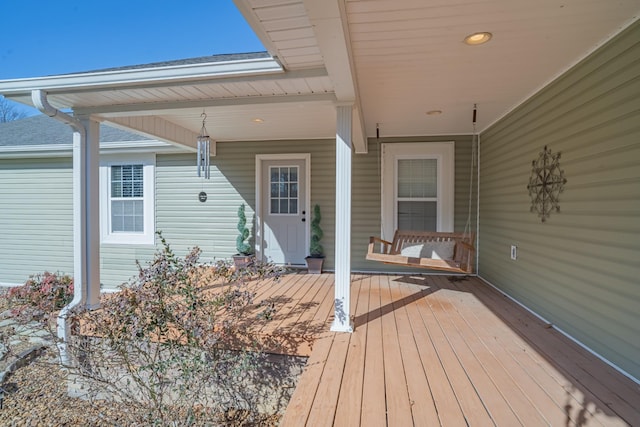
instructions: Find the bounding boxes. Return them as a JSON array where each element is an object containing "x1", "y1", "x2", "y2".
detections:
[{"x1": 341, "y1": 0, "x2": 640, "y2": 136}]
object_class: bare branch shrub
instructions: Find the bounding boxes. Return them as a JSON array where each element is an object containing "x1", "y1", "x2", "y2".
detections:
[{"x1": 62, "y1": 234, "x2": 302, "y2": 425}]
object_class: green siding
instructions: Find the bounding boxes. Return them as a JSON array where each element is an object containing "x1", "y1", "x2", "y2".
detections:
[
  {"x1": 0, "y1": 156, "x2": 152, "y2": 289},
  {"x1": 1, "y1": 133, "x2": 476, "y2": 288},
  {"x1": 0, "y1": 158, "x2": 74, "y2": 283},
  {"x1": 154, "y1": 139, "x2": 337, "y2": 270},
  {"x1": 479, "y1": 21, "x2": 640, "y2": 379}
]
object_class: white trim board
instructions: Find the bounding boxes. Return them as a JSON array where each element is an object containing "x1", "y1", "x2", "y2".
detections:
[{"x1": 381, "y1": 141, "x2": 455, "y2": 241}]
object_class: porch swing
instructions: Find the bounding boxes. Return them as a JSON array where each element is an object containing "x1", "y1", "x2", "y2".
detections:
[{"x1": 366, "y1": 106, "x2": 479, "y2": 274}]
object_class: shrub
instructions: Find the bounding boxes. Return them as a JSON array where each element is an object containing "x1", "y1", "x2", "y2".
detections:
[
  {"x1": 64, "y1": 234, "x2": 292, "y2": 425},
  {"x1": 236, "y1": 203, "x2": 253, "y2": 255},
  {"x1": 309, "y1": 204, "x2": 324, "y2": 257},
  {"x1": 7, "y1": 271, "x2": 74, "y2": 320}
]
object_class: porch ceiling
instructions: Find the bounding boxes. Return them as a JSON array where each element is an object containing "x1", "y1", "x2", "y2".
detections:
[
  {"x1": 239, "y1": 0, "x2": 640, "y2": 136},
  {"x1": 0, "y1": 0, "x2": 638, "y2": 147}
]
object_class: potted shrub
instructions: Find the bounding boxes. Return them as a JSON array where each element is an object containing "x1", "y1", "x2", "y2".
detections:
[
  {"x1": 233, "y1": 203, "x2": 254, "y2": 268},
  {"x1": 305, "y1": 204, "x2": 325, "y2": 274}
]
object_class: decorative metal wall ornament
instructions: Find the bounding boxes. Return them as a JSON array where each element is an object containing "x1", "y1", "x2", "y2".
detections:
[
  {"x1": 527, "y1": 145, "x2": 567, "y2": 222},
  {"x1": 197, "y1": 112, "x2": 211, "y2": 179}
]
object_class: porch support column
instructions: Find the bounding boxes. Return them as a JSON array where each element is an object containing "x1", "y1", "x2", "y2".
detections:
[
  {"x1": 76, "y1": 116, "x2": 101, "y2": 309},
  {"x1": 32, "y1": 91, "x2": 101, "y2": 365},
  {"x1": 331, "y1": 104, "x2": 354, "y2": 332}
]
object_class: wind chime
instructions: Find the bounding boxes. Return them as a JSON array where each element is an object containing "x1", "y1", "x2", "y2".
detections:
[{"x1": 197, "y1": 112, "x2": 211, "y2": 179}]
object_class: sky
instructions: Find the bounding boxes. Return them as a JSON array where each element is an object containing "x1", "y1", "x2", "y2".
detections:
[{"x1": 0, "y1": 0, "x2": 265, "y2": 115}]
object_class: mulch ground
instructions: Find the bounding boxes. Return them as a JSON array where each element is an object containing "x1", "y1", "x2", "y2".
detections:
[{"x1": 0, "y1": 291, "x2": 280, "y2": 426}]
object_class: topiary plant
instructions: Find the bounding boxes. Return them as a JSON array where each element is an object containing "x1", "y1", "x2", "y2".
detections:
[
  {"x1": 236, "y1": 203, "x2": 253, "y2": 256},
  {"x1": 309, "y1": 204, "x2": 324, "y2": 257}
]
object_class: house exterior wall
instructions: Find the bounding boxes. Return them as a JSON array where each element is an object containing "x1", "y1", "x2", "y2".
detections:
[
  {"x1": 0, "y1": 139, "x2": 339, "y2": 289},
  {"x1": 0, "y1": 133, "x2": 476, "y2": 288},
  {"x1": 0, "y1": 157, "x2": 74, "y2": 284},
  {"x1": 478, "y1": 21, "x2": 640, "y2": 380},
  {"x1": 153, "y1": 139, "x2": 337, "y2": 271}
]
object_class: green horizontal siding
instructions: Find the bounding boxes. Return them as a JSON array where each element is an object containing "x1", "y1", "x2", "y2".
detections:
[
  {"x1": 479, "y1": 21, "x2": 640, "y2": 379},
  {"x1": 1, "y1": 133, "x2": 476, "y2": 288},
  {"x1": 100, "y1": 245, "x2": 155, "y2": 287},
  {"x1": 0, "y1": 158, "x2": 74, "y2": 284},
  {"x1": 155, "y1": 139, "x2": 337, "y2": 270}
]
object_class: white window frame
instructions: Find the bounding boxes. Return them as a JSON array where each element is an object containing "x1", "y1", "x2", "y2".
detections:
[
  {"x1": 100, "y1": 153, "x2": 155, "y2": 245},
  {"x1": 381, "y1": 142, "x2": 455, "y2": 241},
  {"x1": 268, "y1": 165, "x2": 301, "y2": 216}
]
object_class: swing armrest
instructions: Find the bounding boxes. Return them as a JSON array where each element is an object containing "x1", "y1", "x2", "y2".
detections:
[
  {"x1": 368, "y1": 236, "x2": 394, "y2": 255},
  {"x1": 458, "y1": 241, "x2": 475, "y2": 252}
]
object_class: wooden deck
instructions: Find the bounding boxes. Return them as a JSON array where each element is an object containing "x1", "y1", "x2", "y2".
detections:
[{"x1": 251, "y1": 272, "x2": 640, "y2": 426}]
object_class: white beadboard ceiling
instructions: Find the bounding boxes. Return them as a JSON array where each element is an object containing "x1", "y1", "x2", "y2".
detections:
[
  {"x1": 1, "y1": 0, "x2": 639, "y2": 146},
  {"x1": 243, "y1": 0, "x2": 640, "y2": 137}
]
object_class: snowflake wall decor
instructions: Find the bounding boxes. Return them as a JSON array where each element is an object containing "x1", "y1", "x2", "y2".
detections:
[{"x1": 527, "y1": 146, "x2": 567, "y2": 222}]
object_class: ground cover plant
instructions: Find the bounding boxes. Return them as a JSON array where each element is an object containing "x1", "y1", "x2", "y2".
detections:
[{"x1": 1, "y1": 235, "x2": 304, "y2": 426}]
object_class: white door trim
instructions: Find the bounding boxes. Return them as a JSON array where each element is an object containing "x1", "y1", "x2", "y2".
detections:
[{"x1": 255, "y1": 153, "x2": 311, "y2": 263}]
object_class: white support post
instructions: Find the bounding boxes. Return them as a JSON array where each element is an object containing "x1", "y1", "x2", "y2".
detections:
[
  {"x1": 56, "y1": 116, "x2": 101, "y2": 365},
  {"x1": 32, "y1": 90, "x2": 102, "y2": 365},
  {"x1": 78, "y1": 117, "x2": 101, "y2": 309},
  {"x1": 331, "y1": 104, "x2": 354, "y2": 332}
]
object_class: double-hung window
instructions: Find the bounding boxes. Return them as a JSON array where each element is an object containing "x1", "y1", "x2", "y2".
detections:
[
  {"x1": 381, "y1": 142, "x2": 454, "y2": 241},
  {"x1": 100, "y1": 154, "x2": 155, "y2": 245}
]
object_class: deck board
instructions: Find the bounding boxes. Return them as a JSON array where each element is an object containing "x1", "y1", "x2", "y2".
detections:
[
  {"x1": 434, "y1": 277, "x2": 575, "y2": 426},
  {"x1": 333, "y1": 275, "x2": 368, "y2": 427},
  {"x1": 389, "y1": 276, "x2": 441, "y2": 426},
  {"x1": 379, "y1": 275, "x2": 414, "y2": 426},
  {"x1": 396, "y1": 279, "x2": 467, "y2": 426},
  {"x1": 267, "y1": 273, "x2": 640, "y2": 426},
  {"x1": 414, "y1": 279, "x2": 496, "y2": 426},
  {"x1": 430, "y1": 276, "x2": 547, "y2": 425},
  {"x1": 358, "y1": 274, "x2": 387, "y2": 427},
  {"x1": 457, "y1": 277, "x2": 639, "y2": 426}
]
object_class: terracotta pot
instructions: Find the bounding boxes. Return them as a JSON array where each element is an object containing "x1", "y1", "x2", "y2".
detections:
[
  {"x1": 305, "y1": 256, "x2": 325, "y2": 274},
  {"x1": 232, "y1": 254, "x2": 254, "y2": 268}
]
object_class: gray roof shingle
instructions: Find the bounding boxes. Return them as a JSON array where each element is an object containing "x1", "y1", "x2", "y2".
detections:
[
  {"x1": 63, "y1": 52, "x2": 271, "y2": 76},
  {"x1": 0, "y1": 115, "x2": 151, "y2": 147}
]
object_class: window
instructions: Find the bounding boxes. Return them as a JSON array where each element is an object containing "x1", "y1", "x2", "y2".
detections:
[
  {"x1": 269, "y1": 166, "x2": 299, "y2": 215},
  {"x1": 110, "y1": 165, "x2": 144, "y2": 232},
  {"x1": 101, "y1": 154, "x2": 155, "y2": 245},
  {"x1": 382, "y1": 142, "x2": 454, "y2": 240}
]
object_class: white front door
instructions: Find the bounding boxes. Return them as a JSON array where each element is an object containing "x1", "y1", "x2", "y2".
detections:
[{"x1": 257, "y1": 155, "x2": 310, "y2": 265}]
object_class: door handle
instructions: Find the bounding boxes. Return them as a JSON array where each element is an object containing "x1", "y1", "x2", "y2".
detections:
[{"x1": 302, "y1": 217, "x2": 306, "y2": 222}]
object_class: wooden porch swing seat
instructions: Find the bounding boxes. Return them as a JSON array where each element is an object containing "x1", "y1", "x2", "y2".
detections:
[{"x1": 366, "y1": 230, "x2": 475, "y2": 274}]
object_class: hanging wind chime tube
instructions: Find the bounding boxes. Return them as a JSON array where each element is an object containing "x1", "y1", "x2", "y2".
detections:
[{"x1": 197, "y1": 112, "x2": 211, "y2": 179}]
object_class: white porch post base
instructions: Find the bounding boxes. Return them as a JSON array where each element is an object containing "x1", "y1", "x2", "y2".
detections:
[
  {"x1": 330, "y1": 318, "x2": 354, "y2": 333},
  {"x1": 332, "y1": 104, "x2": 353, "y2": 333}
]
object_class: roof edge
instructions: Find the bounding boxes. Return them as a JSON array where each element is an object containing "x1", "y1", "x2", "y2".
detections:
[{"x1": 0, "y1": 54, "x2": 283, "y2": 97}]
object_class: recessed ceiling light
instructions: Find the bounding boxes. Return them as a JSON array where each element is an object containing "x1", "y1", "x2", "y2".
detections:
[
  {"x1": 252, "y1": 118, "x2": 264, "y2": 123},
  {"x1": 426, "y1": 110, "x2": 443, "y2": 116},
  {"x1": 464, "y1": 32, "x2": 492, "y2": 45}
]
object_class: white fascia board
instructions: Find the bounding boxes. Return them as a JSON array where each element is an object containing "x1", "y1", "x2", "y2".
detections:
[
  {"x1": 0, "y1": 140, "x2": 183, "y2": 159},
  {"x1": 0, "y1": 57, "x2": 283, "y2": 96},
  {"x1": 0, "y1": 145, "x2": 73, "y2": 158}
]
